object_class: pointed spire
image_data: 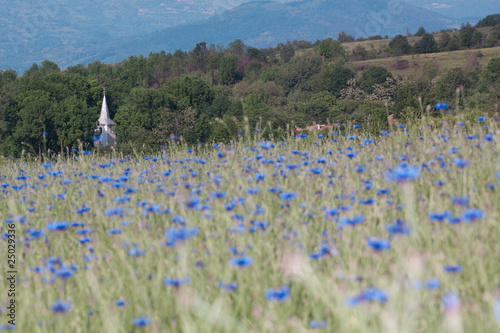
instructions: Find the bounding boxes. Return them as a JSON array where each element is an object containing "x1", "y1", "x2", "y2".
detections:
[{"x1": 98, "y1": 88, "x2": 116, "y2": 126}]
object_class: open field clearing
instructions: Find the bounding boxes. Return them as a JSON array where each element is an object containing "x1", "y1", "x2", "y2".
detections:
[{"x1": 1, "y1": 119, "x2": 500, "y2": 332}]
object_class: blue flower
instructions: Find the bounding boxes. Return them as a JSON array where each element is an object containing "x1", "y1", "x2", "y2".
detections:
[
  {"x1": 346, "y1": 288, "x2": 387, "y2": 306},
  {"x1": 52, "y1": 300, "x2": 71, "y2": 313},
  {"x1": 462, "y1": 208, "x2": 484, "y2": 222},
  {"x1": 386, "y1": 220, "x2": 410, "y2": 235},
  {"x1": 133, "y1": 316, "x2": 151, "y2": 327},
  {"x1": 310, "y1": 320, "x2": 327, "y2": 329},
  {"x1": 450, "y1": 197, "x2": 468, "y2": 207},
  {"x1": 443, "y1": 265, "x2": 462, "y2": 273},
  {"x1": 27, "y1": 229, "x2": 44, "y2": 238},
  {"x1": 310, "y1": 167, "x2": 323, "y2": 174},
  {"x1": 107, "y1": 228, "x2": 122, "y2": 235},
  {"x1": 218, "y1": 281, "x2": 238, "y2": 291},
  {"x1": 116, "y1": 300, "x2": 126, "y2": 306},
  {"x1": 265, "y1": 286, "x2": 290, "y2": 301},
  {"x1": 338, "y1": 215, "x2": 364, "y2": 228},
  {"x1": 165, "y1": 227, "x2": 198, "y2": 246},
  {"x1": 128, "y1": 245, "x2": 145, "y2": 257},
  {"x1": 229, "y1": 256, "x2": 253, "y2": 268},
  {"x1": 366, "y1": 237, "x2": 390, "y2": 251},
  {"x1": 495, "y1": 298, "x2": 500, "y2": 322},
  {"x1": 442, "y1": 292, "x2": 460, "y2": 311},
  {"x1": 452, "y1": 158, "x2": 469, "y2": 168},
  {"x1": 386, "y1": 163, "x2": 420, "y2": 182},
  {"x1": 163, "y1": 278, "x2": 190, "y2": 287},
  {"x1": 279, "y1": 192, "x2": 297, "y2": 201},
  {"x1": 46, "y1": 221, "x2": 68, "y2": 231},
  {"x1": 435, "y1": 103, "x2": 449, "y2": 110},
  {"x1": 426, "y1": 278, "x2": 441, "y2": 290},
  {"x1": 477, "y1": 116, "x2": 487, "y2": 122},
  {"x1": 55, "y1": 268, "x2": 74, "y2": 279}
]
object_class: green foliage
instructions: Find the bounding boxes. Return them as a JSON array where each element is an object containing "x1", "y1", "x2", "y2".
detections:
[
  {"x1": 218, "y1": 54, "x2": 242, "y2": 85},
  {"x1": 298, "y1": 91, "x2": 337, "y2": 124},
  {"x1": 314, "y1": 65, "x2": 354, "y2": 98},
  {"x1": 389, "y1": 35, "x2": 412, "y2": 56},
  {"x1": 317, "y1": 39, "x2": 346, "y2": 61},
  {"x1": 476, "y1": 14, "x2": 500, "y2": 27},
  {"x1": 414, "y1": 26, "x2": 427, "y2": 36},
  {"x1": 359, "y1": 66, "x2": 393, "y2": 94},
  {"x1": 414, "y1": 33, "x2": 439, "y2": 54},
  {"x1": 393, "y1": 84, "x2": 420, "y2": 120},
  {"x1": 274, "y1": 55, "x2": 322, "y2": 94},
  {"x1": 243, "y1": 94, "x2": 271, "y2": 129}
]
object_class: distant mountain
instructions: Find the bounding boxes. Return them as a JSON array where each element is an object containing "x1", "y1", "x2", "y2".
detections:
[
  {"x1": 0, "y1": 0, "x2": 477, "y2": 73},
  {"x1": 399, "y1": 0, "x2": 499, "y2": 22},
  {"x1": 94, "y1": 0, "x2": 459, "y2": 63}
]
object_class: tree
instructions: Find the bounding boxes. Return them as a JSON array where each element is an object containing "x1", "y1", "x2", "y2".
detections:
[
  {"x1": 315, "y1": 65, "x2": 354, "y2": 98},
  {"x1": 459, "y1": 23, "x2": 475, "y2": 48},
  {"x1": 299, "y1": 91, "x2": 337, "y2": 123},
  {"x1": 414, "y1": 33, "x2": 438, "y2": 54},
  {"x1": 278, "y1": 42, "x2": 295, "y2": 63},
  {"x1": 485, "y1": 57, "x2": 500, "y2": 82},
  {"x1": 389, "y1": 35, "x2": 412, "y2": 55},
  {"x1": 476, "y1": 14, "x2": 500, "y2": 28},
  {"x1": 359, "y1": 66, "x2": 393, "y2": 94},
  {"x1": 274, "y1": 54, "x2": 322, "y2": 94},
  {"x1": 415, "y1": 27, "x2": 426, "y2": 36},
  {"x1": 392, "y1": 84, "x2": 419, "y2": 119},
  {"x1": 439, "y1": 32, "x2": 451, "y2": 50},
  {"x1": 218, "y1": 54, "x2": 241, "y2": 85},
  {"x1": 338, "y1": 31, "x2": 355, "y2": 43},
  {"x1": 317, "y1": 39, "x2": 346, "y2": 61},
  {"x1": 243, "y1": 94, "x2": 271, "y2": 129}
]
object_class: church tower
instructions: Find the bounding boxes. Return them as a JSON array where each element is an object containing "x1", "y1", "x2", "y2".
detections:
[{"x1": 95, "y1": 88, "x2": 116, "y2": 147}]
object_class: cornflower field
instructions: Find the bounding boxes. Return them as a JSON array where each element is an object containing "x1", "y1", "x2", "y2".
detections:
[{"x1": 1, "y1": 118, "x2": 500, "y2": 333}]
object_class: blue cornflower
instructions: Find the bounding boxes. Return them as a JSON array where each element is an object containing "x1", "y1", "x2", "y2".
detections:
[
  {"x1": 346, "y1": 288, "x2": 387, "y2": 306},
  {"x1": 494, "y1": 299, "x2": 500, "y2": 322},
  {"x1": 435, "y1": 103, "x2": 449, "y2": 110},
  {"x1": 133, "y1": 316, "x2": 151, "y2": 327},
  {"x1": 477, "y1": 116, "x2": 487, "y2": 122},
  {"x1": 443, "y1": 265, "x2": 462, "y2": 273},
  {"x1": 218, "y1": 281, "x2": 238, "y2": 291},
  {"x1": 27, "y1": 229, "x2": 44, "y2": 238},
  {"x1": 107, "y1": 228, "x2": 122, "y2": 235},
  {"x1": 428, "y1": 211, "x2": 451, "y2": 222},
  {"x1": 170, "y1": 215, "x2": 186, "y2": 225},
  {"x1": 386, "y1": 220, "x2": 410, "y2": 235},
  {"x1": 310, "y1": 320, "x2": 327, "y2": 329},
  {"x1": 52, "y1": 300, "x2": 71, "y2": 313},
  {"x1": 279, "y1": 192, "x2": 297, "y2": 201},
  {"x1": 426, "y1": 278, "x2": 441, "y2": 290},
  {"x1": 310, "y1": 167, "x2": 323, "y2": 174},
  {"x1": 442, "y1": 292, "x2": 460, "y2": 311},
  {"x1": 55, "y1": 268, "x2": 74, "y2": 279},
  {"x1": 450, "y1": 197, "x2": 468, "y2": 207},
  {"x1": 116, "y1": 300, "x2": 126, "y2": 306},
  {"x1": 163, "y1": 278, "x2": 190, "y2": 287},
  {"x1": 46, "y1": 221, "x2": 68, "y2": 231},
  {"x1": 229, "y1": 256, "x2": 253, "y2": 268},
  {"x1": 128, "y1": 245, "x2": 145, "y2": 257},
  {"x1": 386, "y1": 163, "x2": 420, "y2": 182},
  {"x1": 265, "y1": 286, "x2": 290, "y2": 301},
  {"x1": 338, "y1": 215, "x2": 364, "y2": 228},
  {"x1": 462, "y1": 208, "x2": 484, "y2": 222},
  {"x1": 165, "y1": 227, "x2": 198, "y2": 246},
  {"x1": 452, "y1": 158, "x2": 469, "y2": 168},
  {"x1": 366, "y1": 237, "x2": 391, "y2": 251}
]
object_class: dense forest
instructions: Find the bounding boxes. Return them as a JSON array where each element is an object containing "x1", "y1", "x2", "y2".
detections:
[{"x1": 1, "y1": 14, "x2": 500, "y2": 157}]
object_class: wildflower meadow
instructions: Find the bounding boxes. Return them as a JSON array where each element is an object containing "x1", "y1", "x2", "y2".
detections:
[{"x1": 1, "y1": 117, "x2": 500, "y2": 332}]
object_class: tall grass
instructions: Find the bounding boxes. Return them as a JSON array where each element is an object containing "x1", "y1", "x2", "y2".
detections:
[{"x1": 1, "y1": 117, "x2": 499, "y2": 332}]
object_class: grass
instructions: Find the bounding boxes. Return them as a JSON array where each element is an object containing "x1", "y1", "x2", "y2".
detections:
[{"x1": 1, "y1": 117, "x2": 500, "y2": 332}]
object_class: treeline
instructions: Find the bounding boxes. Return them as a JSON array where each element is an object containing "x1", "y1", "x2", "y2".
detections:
[{"x1": 0, "y1": 15, "x2": 500, "y2": 157}]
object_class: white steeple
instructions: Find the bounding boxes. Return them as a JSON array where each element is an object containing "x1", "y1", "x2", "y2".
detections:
[
  {"x1": 95, "y1": 88, "x2": 116, "y2": 147},
  {"x1": 98, "y1": 88, "x2": 116, "y2": 126}
]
